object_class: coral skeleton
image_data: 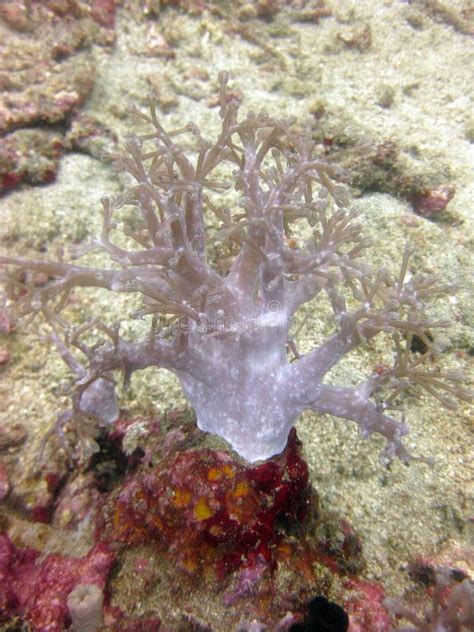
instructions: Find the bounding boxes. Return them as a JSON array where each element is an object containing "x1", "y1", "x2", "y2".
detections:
[{"x1": 0, "y1": 73, "x2": 471, "y2": 463}]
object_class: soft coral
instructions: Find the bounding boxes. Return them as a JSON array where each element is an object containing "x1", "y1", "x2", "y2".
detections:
[{"x1": 384, "y1": 567, "x2": 474, "y2": 632}]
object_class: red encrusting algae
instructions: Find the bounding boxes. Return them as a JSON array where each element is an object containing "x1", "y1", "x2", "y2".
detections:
[{"x1": 101, "y1": 428, "x2": 312, "y2": 577}]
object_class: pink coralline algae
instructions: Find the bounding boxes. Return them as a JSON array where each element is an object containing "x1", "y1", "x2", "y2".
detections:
[
  {"x1": 3, "y1": 412, "x2": 466, "y2": 630},
  {"x1": 101, "y1": 428, "x2": 311, "y2": 577},
  {"x1": 90, "y1": 0, "x2": 117, "y2": 29},
  {"x1": 0, "y1": 1, "x2": 117, "y2": 34},
  {"x1": 343, "y1": 578, "x2": 392, "y2": 632},
  {"x1": 0, "y1": 347, "x2": 10, "y2": 366},
  {"x1": 53, "y1": 472, "x2": 102, "y2": 529},
  {"x1": 0, "y1": 307, "x2": 15, "y2": 334},
  {"x1": 107, "y1": 611, "x2": 163, "y2": 631},
  {"x1": 413, "y1": 184, "x2": 456, "y2": 217},
  {"x1": 0, "y1": 0, "x2": 117, "y2": 194},
  {"x1": 0, "y1": 130, "x2": 65, "y2": 195},
  {"x1": 0, "y1": 536, "x2": 115, "y2": 631}
]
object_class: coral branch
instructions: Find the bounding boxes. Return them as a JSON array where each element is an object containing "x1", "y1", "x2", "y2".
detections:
[{"x1": 1, "y1": 74, "x2": 470, "y2": 465}]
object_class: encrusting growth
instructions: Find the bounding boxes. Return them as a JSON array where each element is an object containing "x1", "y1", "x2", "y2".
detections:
[{"x1": 0, "y1": 72, "x2": 471, "y2": 463}]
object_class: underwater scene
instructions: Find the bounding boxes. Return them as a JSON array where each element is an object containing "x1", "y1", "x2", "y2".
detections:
[{"x1": 0, "y1": 1, "x2": 473, "y2": 630}]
